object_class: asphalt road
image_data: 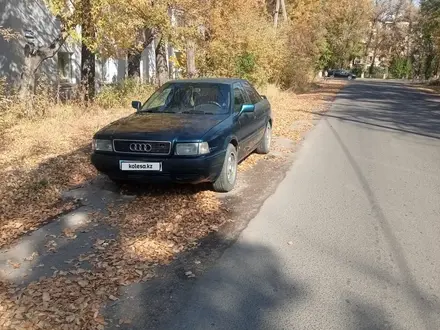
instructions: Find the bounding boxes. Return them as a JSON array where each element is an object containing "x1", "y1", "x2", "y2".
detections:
[{"x1": 159, "y1": 81, "x2": 440, "y2": 330}]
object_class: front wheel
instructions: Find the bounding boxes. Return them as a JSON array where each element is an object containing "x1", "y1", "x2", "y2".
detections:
[
  {"x1": 213, "y1": 144, "x2": 237, "y2": 192},
  {"x1": 347, "y1": 75, "x2": 353, "y2": 81}
]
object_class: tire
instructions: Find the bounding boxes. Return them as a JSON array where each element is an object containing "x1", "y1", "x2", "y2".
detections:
[
  {"x1": 347, "y1": 75, "x2": 353, "y2": 81},
  {"x1": 256, "y1": 122, "x2": 272, "y2": 154},
  {"x1": 330, "y1": 75, "x2": 335, "y2": 79},
  {"x1": 213, "y1": 144, "x2": 237, "y2": 192}
]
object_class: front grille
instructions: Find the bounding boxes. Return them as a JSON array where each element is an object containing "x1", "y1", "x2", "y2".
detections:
[{"x1": 113, "y1": 140, "x2": 171, "y2": 155}]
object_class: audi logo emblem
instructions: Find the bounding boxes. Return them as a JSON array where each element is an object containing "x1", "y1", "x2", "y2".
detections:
[{"x1": 130, "y1": 143, "x2": 153, "y2": 152}]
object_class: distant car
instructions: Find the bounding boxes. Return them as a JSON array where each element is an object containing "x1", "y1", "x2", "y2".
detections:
[
  {"x1": 328, "y1": 69, "x2": 356, "y2": 80},
  {"x1": 91, "y1": 78, "x2": 272, "y2": 192}
]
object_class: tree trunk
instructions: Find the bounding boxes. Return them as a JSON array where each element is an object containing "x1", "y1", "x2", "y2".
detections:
[
  {"x1": 273, "y1": 0, "x2": 280, "y2": 28},
  {"x1": 19, "y1": 48, "x2": 39, "y2": 100},
  {"x1": 156, "y1": 37, "x2": 168, "y2": 86},
  {"x1": 186, "y1": 40, "x2": 196, "y2": 78},
  {"x1": 127, "y1": 29, "x2": 155, "y2": 81},
  {"x1": 280, "y1": 0, "x2": 288, "y2": 22},
  {"x1": 127, "y1": 50, "x2": 142, "y2": 79},
  {"x1": 363, "y1": 22, "x2": 376, "y2": 76},
  {"x1": 369, "y1": 46, "x2": 378, "y2": 75},
  {"x1": 424, "y1": 53, "x2": 434, "y2": 80},
  {"x1": 81, "y1": 0, "x2": 95, "y2": 101},
  {"x1": 81, "y1": 42, "x2": 95, "y2": 101},
  {"x1": 18, "y1": 35, "x2": 66, "y2": 114},
  {"x1": 19, "y1": 54, "x2": 38, "y2": 115}
]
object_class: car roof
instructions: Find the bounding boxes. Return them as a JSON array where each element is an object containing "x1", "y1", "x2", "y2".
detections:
[{"x1": 167, "y1": 78, "x2": 246, "y2": 85}]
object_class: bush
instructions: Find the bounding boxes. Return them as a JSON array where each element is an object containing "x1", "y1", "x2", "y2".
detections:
[
  {"x1": 351, "y1": 66, "x2": 363, "y2": 77},
  {"x1": 95, "y1": 79, "x2": 155, "y2": 109},
  {"x1": 389, "y1": 56, "x2": 412, "y2": 79}
]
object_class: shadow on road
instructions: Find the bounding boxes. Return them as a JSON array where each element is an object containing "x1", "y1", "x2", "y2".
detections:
[
  {"x1": 307, "y1": 81, "x2": 440, "y2": 140},
  {"x1": 105, "y1": 241, "x2": 308, "y2": 330}
]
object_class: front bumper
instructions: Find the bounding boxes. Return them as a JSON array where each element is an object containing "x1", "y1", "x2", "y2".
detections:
[{"x1": 91, "y1": 151, "x2": 226, "y2": 184}]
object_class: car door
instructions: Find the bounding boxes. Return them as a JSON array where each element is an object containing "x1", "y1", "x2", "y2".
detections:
[
  {"x1": 241, "y1": 81, "x2": 267, "y2": 148},
  {"x1": 232, "y1": 83, "x2": 254, "y2": 159}
]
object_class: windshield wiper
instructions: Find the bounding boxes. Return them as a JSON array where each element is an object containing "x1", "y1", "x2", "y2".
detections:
[
  {"x1": 181, "y1": 110, "x2": 214, "y2": 115},
  {"x1": 141, "y1": 110, "x2": 176, "y2": 113}
]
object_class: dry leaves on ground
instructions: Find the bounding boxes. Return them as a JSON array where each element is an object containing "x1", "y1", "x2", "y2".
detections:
[
  {"x1": 0, "y1": 107, "x2": 132, "y2": 248},
  {"x1": 0, "y1": 187, "x2": 229, "y2": 329},
  {"x1": 267, "y1": 80, "x2": 345, "y2": 142}
]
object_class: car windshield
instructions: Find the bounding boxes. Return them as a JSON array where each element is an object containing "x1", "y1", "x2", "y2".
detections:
[{"x1": 141, "y1": 83, "x2": 231, "y2": 114}]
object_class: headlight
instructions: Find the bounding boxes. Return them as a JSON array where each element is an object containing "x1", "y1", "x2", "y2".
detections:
[
  {"x1": 175, "y1": 142, "x2": 210, "y2": 155},
  {"x1": 92, "y1": 139, "x2": 113, "y2": 151}
]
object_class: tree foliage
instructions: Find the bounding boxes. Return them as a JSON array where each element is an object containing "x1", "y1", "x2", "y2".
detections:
[
  {"x1": 12, "y1": 0, "x2": 440, "y2": 99},
  {"x1": 416, "y1": 0, "x2": 440, "y2": 79},
  {"x1": 324, "y1": 0, "x2": 372, "y2": 68}
]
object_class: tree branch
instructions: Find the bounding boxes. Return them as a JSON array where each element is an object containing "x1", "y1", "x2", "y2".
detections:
[{"x1": 33, "y1": 34, "x2": 68, "y2": 74}]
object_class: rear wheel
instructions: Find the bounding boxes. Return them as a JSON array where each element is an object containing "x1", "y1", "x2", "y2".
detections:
[
  {"x1": 256, "y1": 122, "x2": 272, "y2": 154},
  {"x1": 213, "y1": 144, "x2": 237, "y2": 192}
]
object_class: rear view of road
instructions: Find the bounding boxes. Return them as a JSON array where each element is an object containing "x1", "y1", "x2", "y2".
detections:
[{"x1": 160, "y1": 81, "x2": 440, "y2": 330}]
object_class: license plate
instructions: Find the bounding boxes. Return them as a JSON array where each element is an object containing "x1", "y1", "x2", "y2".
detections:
[{"x1": 119, "y1": 161, "x2": 162, "y2": 171}]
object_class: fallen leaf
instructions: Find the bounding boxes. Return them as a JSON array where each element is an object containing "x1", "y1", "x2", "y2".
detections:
[
  {"x1": 24, "y1": 252, "x2": 39, "y2": 261},
  {"x1": 63, "y1": 228, "x2": 76, "y2": 238},
  {"x1": 108, "y1": 295, "x2": 118, "y2": 301},
  {"x1": 8, "y1": 260, "x2": 21, "y2": 269},
  {"x1": 119, "y1": 318, "x2": 132, "y2": 325},
  {"x1": 77, "y1": 280, "x2": 89, "y2": 288},
  {"x1": 95, "y1": 239, "x2": 105, "y2": 245},
  {"x1": 66, "y1": 315, "x2": 76, "y2": 323},
  {"x1": 42, "y1": 292, "x2": 50, "y2": 302}
]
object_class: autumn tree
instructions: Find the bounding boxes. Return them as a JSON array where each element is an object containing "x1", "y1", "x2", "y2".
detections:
[
  {"x1": 416, "y1": 0, "x2": 440, "y2": 79},
  {"x1": 324, "y1": 0, "x2": 372, "y2": 68}
]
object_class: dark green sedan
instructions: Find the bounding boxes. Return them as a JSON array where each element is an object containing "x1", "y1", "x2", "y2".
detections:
[{"x1": 91, "y1": 78, "x2": 272, "y2": 192}]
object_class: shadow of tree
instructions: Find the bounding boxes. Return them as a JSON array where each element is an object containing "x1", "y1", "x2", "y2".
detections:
[
  {"x1": 315, "y1": 81, "x2": 440, "y2": 140},
  {"x1": 0, "y1": 0, "x2": 62, "y2": 85},
  {"x1": 105, "y1": 241, "x2": 308, "y2": 330},
  {"x1": 0, "y1": 144, "x2": 97, "y2": 248}
]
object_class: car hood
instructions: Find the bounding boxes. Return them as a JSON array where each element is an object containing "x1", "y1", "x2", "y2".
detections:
[{"x1": 95, "y1": 112, "x2": 227, "y2": 141}]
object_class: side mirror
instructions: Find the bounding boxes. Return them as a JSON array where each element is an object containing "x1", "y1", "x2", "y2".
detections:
[
  {"x1": 260, "y1": 95, "x2": 267, "y2": 100},
  {"x1": 131, "y1": 101, "x2": 141, "y2": 111},
  {"x1": 240, "y1": 104, "x2": 255, "y2": 113}
]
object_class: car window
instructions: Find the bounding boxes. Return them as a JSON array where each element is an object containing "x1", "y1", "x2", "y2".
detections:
[
  {"x1": 233, "y1": 84, "x2": 246, "y2": 113},
  {"x1": 242, "y1": 81, "x2": 262, "y2": 104},
  {"x1": 146, "y1": 87, "x2": 172, "y2": 109},
  {"x1": 142, "y1": 83, "x2": 231, "y2": 114}
]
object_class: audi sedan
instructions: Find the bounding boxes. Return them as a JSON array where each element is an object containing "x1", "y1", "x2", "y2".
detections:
[{"x1": 91, "y1": 78, "x2": 272, "y2": 192}]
